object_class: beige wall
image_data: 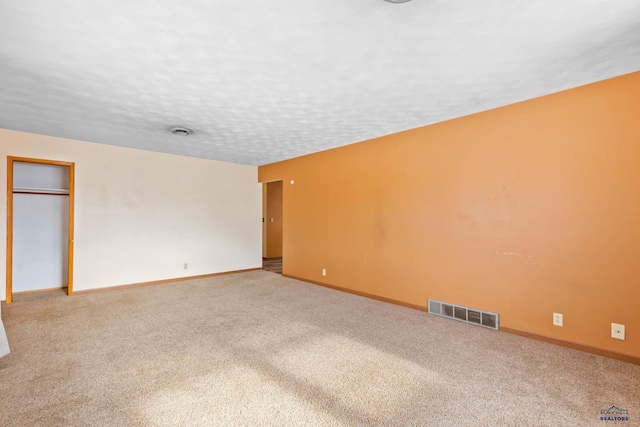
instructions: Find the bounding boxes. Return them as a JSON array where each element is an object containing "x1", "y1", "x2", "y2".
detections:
[
  {"x1": 1, "y1": 129, "x2": 262, "y2": 299},
  {"x1": 259, "y1": 72, "x2": 640, "y2": 358}
]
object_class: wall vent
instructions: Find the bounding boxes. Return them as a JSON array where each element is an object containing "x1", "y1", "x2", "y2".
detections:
[{"x1": 428, "y1": 299, "x2": 499, "y2": 330}]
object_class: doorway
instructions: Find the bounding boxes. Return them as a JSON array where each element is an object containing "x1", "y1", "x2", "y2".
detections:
[
  {"x1": 6, "y1": 157, "x2": 75, "y2": 304},
  {"x1": 262, "y1": 180, "x2": 283, "y2": 274}
]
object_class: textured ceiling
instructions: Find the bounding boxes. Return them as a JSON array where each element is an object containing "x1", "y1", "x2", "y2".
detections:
[{"x1": 1, "y1": 1, "x2": 639, "y2": 166}]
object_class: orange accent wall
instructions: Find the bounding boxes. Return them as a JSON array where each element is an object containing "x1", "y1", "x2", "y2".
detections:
[{"x1": 259, "y1": 71, "x2": 640, "y2": 358}]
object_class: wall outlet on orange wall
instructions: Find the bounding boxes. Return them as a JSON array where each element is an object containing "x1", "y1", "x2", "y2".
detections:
[
  {"x1": 553, "y1": 313, "x2": 563, "y2": 327},
  {"x1": 322, "y1": 268, "x2": 326, "y2": 277},
  {"x1": 611, "y1": 323, "x2": 625, "y2": 340}
]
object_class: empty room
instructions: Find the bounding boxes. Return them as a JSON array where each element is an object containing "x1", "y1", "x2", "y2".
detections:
[{"x1": 1, "y1": 1, "x2": 639, "y2": 425}]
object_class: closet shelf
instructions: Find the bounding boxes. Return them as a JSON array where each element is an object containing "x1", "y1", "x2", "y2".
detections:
[{"x1": 13, "y1": 187, "x2": 70, "y2": 195}]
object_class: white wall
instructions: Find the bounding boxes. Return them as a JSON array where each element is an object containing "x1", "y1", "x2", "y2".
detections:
[
  {"x1": 0, "y1": 303, "x2": 8, "y2": 357},
  {"x1": 0, "y1": 128, "x2": 262, "y2": 299},
  {"x1": 13, "y1": 161, "x2": 69, "y2": 190},
  {"x1": 13, "y1": 194, "x2": 69, "y2": 292}
]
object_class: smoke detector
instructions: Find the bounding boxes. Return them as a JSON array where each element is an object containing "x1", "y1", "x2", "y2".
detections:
[{"x1": 169, "y1": 127, "x2": 194, "y2": 136}]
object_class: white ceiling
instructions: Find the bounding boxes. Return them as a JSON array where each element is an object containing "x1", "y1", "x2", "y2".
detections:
[{"x1": 1, "y1": 1, "x2": 639, "y2": 166}]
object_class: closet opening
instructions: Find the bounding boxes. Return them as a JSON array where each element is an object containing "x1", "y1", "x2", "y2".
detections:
[{"x1": 6, "y1": 157, "x2": 75, "y2": 304}]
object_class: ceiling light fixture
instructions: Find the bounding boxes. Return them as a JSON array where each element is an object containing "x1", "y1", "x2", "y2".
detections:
[
  {"x1": 169, "y1": 126, "x2": 194, "y2": 136},
  {"x1": 384, "y1": 0, "x2": 412, "y2": 3}
]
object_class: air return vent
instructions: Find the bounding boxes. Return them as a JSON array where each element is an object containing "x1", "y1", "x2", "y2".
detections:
[{"x1": 428, "y1": 299, "x2": 499, "y2": 330}]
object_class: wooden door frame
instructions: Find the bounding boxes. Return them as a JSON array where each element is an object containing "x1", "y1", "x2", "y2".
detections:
[{"x1": 6, "y1": 156, "x2": 75, "y2": 304}]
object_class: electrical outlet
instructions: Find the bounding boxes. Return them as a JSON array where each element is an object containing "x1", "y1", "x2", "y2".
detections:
[
  {"x1": 322, "y1": 268, "x2": 326, "y2": 277},
  {"x1": 611, "y1": 323, "x2": 625, "y2": 340},
  {"x1": 553, "y1": 313, "x2": 563, "y2": 327},
  {"x1": 184, "y1": 263, "x2": 188, "y2": 270}
]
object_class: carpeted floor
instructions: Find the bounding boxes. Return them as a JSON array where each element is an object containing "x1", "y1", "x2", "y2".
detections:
[{"x1": 0, "y1": 271, "x2": 638, "y2": 426}]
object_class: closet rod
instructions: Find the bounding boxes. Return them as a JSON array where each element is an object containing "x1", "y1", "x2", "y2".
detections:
[{"x1": 13, "y1": 187, "x2": 69, "y2": 196}]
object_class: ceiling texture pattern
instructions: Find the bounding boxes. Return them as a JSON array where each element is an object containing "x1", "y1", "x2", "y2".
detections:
[{"x1": 1, "y1": 0, "x2": 639, "y2": 166}]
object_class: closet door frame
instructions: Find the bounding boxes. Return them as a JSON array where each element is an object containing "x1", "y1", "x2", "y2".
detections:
[{"x1": 6, "y1": 156, "x2": 75, "y2": 304}]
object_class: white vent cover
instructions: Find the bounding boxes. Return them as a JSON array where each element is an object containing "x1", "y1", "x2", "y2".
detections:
[
  {"x1": 428, "y1": 299, "x2": 499, "y2": 330},
  {"x1": 169, "y1": 127, "x2": 194, "y2": 136}
]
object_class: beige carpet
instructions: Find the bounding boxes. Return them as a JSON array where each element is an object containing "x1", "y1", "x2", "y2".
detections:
[{"x1": 0, "y1": 271, "x2": 638, "y2": 426}]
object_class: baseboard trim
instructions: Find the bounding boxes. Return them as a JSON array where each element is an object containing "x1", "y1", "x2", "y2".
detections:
[
  {"x1": 74, "y1": 268, "x2": 262, "y2": 295},
  {"x1": 283, "y1": 274, "x2": 427, "y2": 313},
  {"x1": 284, "y1": 274, "x2": 639, "y2": 366},
  {"x1": 500, "y1": 326, "x2": 640, "y2": 366}
]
